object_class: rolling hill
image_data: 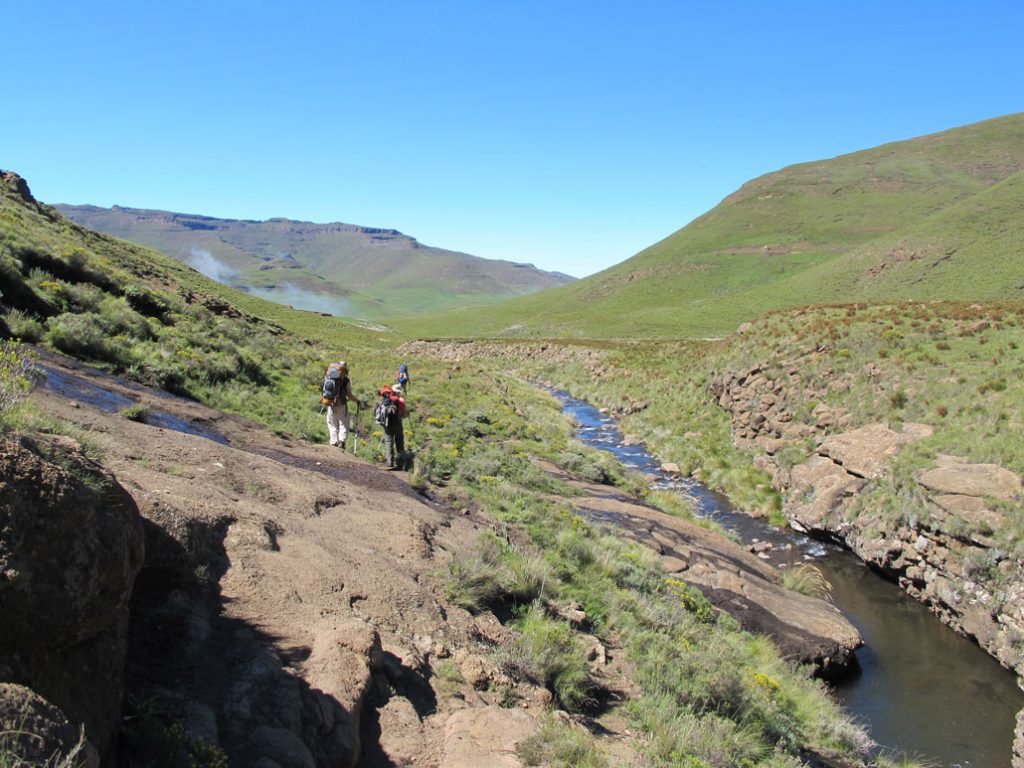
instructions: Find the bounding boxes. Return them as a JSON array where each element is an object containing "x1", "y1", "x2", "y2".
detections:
[
  {"x1": 54, "y1": 205, "x2": 575, "y2": 321},
  {"x1": 408, "y1": 113, "x2": 1024, "y2": 339}
]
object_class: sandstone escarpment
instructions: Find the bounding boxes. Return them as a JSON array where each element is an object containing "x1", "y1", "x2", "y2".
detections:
[
  {"x1": 712, "y1": 362, "x2": 1024, "y2": 679},
  {"x1": 0, "y1": 434, "x2": 145, "y2": 762}
]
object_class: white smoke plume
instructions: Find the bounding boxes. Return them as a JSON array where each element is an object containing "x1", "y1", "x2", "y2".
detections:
[
  {"x1": 187, "y1": 248, "x2": 237, "y2": 283},
  {"x1": 247, "y1": 282, "x2": 352, "y2": 317}
]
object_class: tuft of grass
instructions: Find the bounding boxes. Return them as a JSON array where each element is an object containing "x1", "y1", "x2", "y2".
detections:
[
  {"x1": 501, "y1": 603, "x2": 594, "y2": 713},
  {"x1": 119, "y1": 403, "x2": 150, "y2": 423},
  {"x1": 516, "y1": 716, "x2": 608, "y2": 767},
  {"x1": 779, "y1": 564, "x2": 833, "y2": 602}
]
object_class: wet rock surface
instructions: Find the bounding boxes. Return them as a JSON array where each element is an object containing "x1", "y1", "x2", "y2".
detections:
[{"x1": 1015, "y1": 707, "x2": 1024, "y2": 768}]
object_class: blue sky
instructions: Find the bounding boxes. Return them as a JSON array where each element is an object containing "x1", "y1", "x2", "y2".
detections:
[{"x1": 4, "y1": 1, "x2": 1022, "y2": 277}]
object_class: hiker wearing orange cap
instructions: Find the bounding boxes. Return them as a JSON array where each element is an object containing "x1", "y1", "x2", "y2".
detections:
[{"x1": 374, "y1": 384, "x2": 408, "y2": 469}]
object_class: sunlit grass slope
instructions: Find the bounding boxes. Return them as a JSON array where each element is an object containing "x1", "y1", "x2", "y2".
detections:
[{"x1": 407, "y1": 113, "x2": 1024, "y2": 339}]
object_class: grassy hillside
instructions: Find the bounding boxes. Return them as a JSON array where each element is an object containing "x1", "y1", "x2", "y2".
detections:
[
  {"x1": 55, "y1": 204, "x2": 574, "y2": 321},
  {"x1": 0, "y1": 170, "x2": 399, "y2": 439},
  {"x1": 2, "y1": 169, "x2": 895, "y2": 767},
  {"x1": 408, "y1": 113, "x2": 1024, "y2": 339}
]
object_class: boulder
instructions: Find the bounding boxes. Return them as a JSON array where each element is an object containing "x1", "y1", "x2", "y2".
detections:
[
  {"x1": 441, "y1": 706, "x2": 536, "y2": 768},
  {"x1": 786, "y1": 455, "x2": 865, "y2": 534},
  {"x1": 0, "y1": 436, "x2": 144, "y2": 760},
  {"x1": 0, "y1": 684, "x2": 99, "y2": 768},
  {"x1": 0, "y1": 435, "x2": 144, "y2": 648},
  {"x1": 919, "y1": 457, "x2": 1022, "y2": 500}
]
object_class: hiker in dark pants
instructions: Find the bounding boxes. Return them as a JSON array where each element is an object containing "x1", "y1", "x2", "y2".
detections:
[{"x1": 376, "y1": 385, "x2": 408, "y2": 469}]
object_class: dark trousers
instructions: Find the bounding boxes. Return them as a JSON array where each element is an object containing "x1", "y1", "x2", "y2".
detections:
[{"x1": 384, "y1": 419, "x2": 405, "y2": 467}]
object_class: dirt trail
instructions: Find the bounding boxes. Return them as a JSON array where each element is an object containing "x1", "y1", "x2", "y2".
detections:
[{"x1": 29, "y1": 353, "x2": 564, "y2": 767}]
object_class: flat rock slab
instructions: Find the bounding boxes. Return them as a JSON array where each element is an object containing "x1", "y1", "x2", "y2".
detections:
[
  {"x1": 568, "y1": 494, "x2": 862, "y2": 675},
  {"x1": 927, "y1": 494, "x2": 1005, "y2": 532},
  {"x1": 441, "y1": 706, "x2": 535, "y2": 768},
  {"x1": 819, "y1": 422, "x2": 931, "y2": 480},
  {"x1": 919, "y1": 460, "x2": 1022, "y2": 500}
]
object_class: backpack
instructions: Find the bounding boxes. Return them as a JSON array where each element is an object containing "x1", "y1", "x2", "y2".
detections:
[
  {"x1": 374, "y1": 395, "x2": 398, "y2": 428},
  {"x1": 321, "y1": 363, "x2": 348, "y2": 406},
  {"x1": 395, "y1": 364, "x2": 410, "y2": 389}
]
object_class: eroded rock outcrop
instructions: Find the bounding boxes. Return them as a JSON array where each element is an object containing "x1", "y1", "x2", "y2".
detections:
[
  {"x1": 441, "y1": 706, "x2": 536, "y2": 768},
  {"x1": 713, "y1": 362, "x2": 1024, "y2": 681},
  {"x1": 0, "y1": 435, "x2": 144, "y2": 761}
]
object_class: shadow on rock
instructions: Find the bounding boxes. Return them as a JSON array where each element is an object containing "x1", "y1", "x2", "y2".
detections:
[{"x1": 121, "y1": 517, "x2": 384, "y2": 768}]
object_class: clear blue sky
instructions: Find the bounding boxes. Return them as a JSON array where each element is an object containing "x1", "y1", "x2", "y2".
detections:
[{"x1": 4, "y1": 1, "x2": 1022, "y2": 277}]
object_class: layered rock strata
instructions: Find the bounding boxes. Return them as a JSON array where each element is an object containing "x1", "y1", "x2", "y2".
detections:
[{"x1": 712, "y1": 363, "x2": 1024, "y2": 676}]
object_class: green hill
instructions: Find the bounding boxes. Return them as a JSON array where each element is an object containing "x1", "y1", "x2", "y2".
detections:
[
  {"x1": 408, "y1": 113, "x2": 1024, "y2": 339},
  {"x1": 54, "y1": 204, "x2": 574, "y2": 321}
]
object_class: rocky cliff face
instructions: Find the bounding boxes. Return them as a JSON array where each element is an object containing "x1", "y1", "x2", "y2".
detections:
[
  {"x1": 711, "y1": 363, "x2": 1024, "y2": 679},
  {"x1": 0, "y1": 434, "x2": 145, "y2": 762}
]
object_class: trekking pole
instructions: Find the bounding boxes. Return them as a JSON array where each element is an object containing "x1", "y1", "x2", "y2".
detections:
[{"x1": 352, "y1": 402, "x2": 359, "y2": 454}]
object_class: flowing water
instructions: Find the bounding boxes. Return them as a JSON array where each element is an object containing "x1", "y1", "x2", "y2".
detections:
[{"x1": 553, "y1": 388, "x2": 1023, "y2": 767}]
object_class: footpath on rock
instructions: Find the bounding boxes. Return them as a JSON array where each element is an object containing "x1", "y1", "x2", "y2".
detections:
[
  {"x1": 3, "y1": 352, "x2": 561, "y2": 767},
  {"x1": 0, "y1": 350, "x2": 874, "y2": 766}
]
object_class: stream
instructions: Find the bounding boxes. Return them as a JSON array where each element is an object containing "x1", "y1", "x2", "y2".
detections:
[{"x1": 553, "y1": 388, "x2": 1024, "y2": 768}]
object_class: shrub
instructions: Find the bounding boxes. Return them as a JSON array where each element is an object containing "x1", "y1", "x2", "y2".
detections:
[
  {"x1": 46, "y1": 312, "x2": 119, "y2": 363},
  {"x1": 2, "y1": 309, "x2": 43, "y2": 343},
  {"x1": 0, "y1": 340, "x2": 39, "y2": 417}
]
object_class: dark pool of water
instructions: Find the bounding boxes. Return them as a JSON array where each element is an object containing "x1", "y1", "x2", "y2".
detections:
[{"x1": 553, "y1": 388, "x2": 1024, "y2": 767}]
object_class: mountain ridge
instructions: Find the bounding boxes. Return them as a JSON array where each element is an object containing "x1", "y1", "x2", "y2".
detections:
[{"x1": 54, "y1": 203, "x2": 575, "y2": 320}]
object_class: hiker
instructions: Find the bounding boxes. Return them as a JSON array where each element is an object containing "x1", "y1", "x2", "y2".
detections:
[
  {"x1": 322, "y1": 361, "x2": 363, "y2": 448},
  {"x1": 395, "y1": 363, "x2": 411, "y2": 395},
  {"x1": 375, "y1": 384, "x2": 408, "y2": 469}
]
